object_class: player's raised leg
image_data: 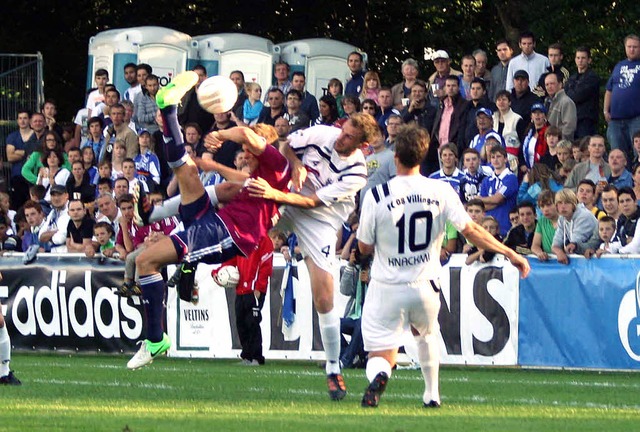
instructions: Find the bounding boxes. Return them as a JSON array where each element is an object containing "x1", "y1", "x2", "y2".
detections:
[{"x1": 134, "y1": 71, "x2": 203, "y2": 225}]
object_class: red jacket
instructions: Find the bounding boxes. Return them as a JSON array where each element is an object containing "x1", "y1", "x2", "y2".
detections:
[{"x1": 213, "y1": 235, "x2": 273, "y2": 295}]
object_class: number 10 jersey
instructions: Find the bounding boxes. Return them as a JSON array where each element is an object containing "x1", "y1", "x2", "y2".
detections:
[{"x1": 357, "y1": 175, "x2": 471, "y2": 285}]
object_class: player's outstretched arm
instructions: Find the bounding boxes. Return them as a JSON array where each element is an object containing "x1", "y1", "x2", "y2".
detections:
[
  {"x1": 280, "y1": 142, "x2": 306, "y2": 192},
  {"x1": 247, "y1": 177, "x2": 321, "y2": 208},
  {"x1": 462, "y1": 221, "x2": 531, "y2": 278},
  {"x1": 205, "y1": 127, "x2": 266, "y2": 156}
]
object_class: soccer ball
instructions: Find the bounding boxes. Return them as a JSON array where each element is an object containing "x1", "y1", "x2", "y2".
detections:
[
  {"x1": 196, "y1": 75, "x2": 238, "y2": 114},
  {"x1": 215, "y1": 265, "x2": 240, "y2": 289}
]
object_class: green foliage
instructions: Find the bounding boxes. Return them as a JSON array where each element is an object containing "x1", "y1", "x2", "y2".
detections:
[
  {"x1": 1, "y1": 353, "x2": 640, "y2": 431},
  {"x1": 2, "y1": 0, "x2": 640, "y2": 119}
]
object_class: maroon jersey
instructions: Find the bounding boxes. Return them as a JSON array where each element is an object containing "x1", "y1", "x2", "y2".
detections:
[{"x1": 218, "y1": 144, "x2": 290, "y2": 255}]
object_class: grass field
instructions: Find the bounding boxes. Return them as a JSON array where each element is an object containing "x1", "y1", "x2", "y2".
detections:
[{"x1": 1, "y1": 353, "x2": 640, "y2": 431}]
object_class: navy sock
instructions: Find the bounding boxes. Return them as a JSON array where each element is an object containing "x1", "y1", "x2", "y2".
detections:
[
  {"x1": 139, "y1": 273, "x2": 165, "y2": 342},
  {"x1": 160, "y1": 105, "x2": 187, "y2": 168}
]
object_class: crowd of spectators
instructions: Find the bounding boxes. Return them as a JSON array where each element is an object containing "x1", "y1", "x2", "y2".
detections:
[{"x1": 3, "y1": 31, "x2": 640, "y2": 273}]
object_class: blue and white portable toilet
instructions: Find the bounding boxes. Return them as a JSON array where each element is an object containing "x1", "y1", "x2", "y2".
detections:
[
  {"x1": 88, "y1": 26, "x2": 197, "y2": 94},
  {"x1": 193, "y1": 33, "x2": 277, "y2": 96},
  {"x1": 276, "y1": 38, "x2": 367, "y2": 98}
]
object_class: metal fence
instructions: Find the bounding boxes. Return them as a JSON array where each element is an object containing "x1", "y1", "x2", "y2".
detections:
[{"x1": 0, "y1": 53, "x2": 44, "y2": 192}]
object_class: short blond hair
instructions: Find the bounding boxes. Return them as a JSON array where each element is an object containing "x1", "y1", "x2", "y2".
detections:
[
  {"x1": 349, "y1": 112, "x2": 382, "y2": 145},
  {"x1": 555, "y1": 189, "x2": 578, "y2": 208}
]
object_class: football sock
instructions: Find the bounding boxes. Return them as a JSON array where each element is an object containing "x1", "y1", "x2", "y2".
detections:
[
  {"x1": 366, "y1": 356, "x2": 392, "y2": 383},
  {"x1": 415, "y1": 333, "x2": 440, "y2": 404},
  {"x1": 0, "y1": 325, "x2": 11, "y2": 377},
  {"x1": 139, "y1": 273, "x2": 166, "y2": 343},
  {"x1": 150, "y1": 185, "x2": 219, "y2": 223},
  {"x1": 159, "y1": 106, "x2": 188, "y2": 169},
  {"x1": 318, "y1": 310, "x2": 341, "y2": 375}
]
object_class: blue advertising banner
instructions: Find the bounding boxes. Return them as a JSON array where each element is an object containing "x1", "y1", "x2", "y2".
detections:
[{"x1": 519, "y1": 256, "x2": 640, "y2": 370}]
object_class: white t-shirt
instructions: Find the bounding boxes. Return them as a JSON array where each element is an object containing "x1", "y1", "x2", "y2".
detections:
[
  {"x1": 358, "y1": 175, "x2": 471, "y2": 285},
  {"x1": 286, "y1": 125, "x2": 367, "y2": 230},
  {"x1": 86, "y1": 89, "x2": 105, "y2": 114}
]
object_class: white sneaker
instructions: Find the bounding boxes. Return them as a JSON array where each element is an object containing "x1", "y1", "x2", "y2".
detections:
[
  {"x1": 127, "y1": 341, "x2": 153, "y2": 370},
  {"x1": 127, "y1": 334, "x2": 171, "y2": 370}
]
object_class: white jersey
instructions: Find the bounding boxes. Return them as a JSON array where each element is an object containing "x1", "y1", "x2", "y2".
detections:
[
  {"x1": 357, "y1": 175, "x2": 471, "y2": 285},
  {"x1": 286, "y1": 125, "x2": 367, "y2": 230}
]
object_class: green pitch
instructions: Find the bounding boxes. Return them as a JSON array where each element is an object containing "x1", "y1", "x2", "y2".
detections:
[{"x1": 1, "y1": 353, "x2": 639, "y2": 431}]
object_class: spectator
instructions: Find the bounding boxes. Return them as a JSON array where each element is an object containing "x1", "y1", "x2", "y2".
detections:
[
  {"x1": 544, "y1": 72, "x2": 577, "y2": 140},
  {"x1": 531, "y1": 190, "x2": 559, "y2": 261},
  {"x1": 178, "y1": 65, "x2": 214, "y2": 133},
  {"x1": 518, "y1": 163, "x2": 564, "y2": 210},
  {"x1": 38, "y1": 185, "x2": 70, "y2": 253},
  {"x1": 133, "y1": 74, "x2": 160, "y2": 134},
  {"x1": 564, "y1": 135, "x2": 610, "y2": 191},
  {"x1": 360, "y1": 132, "x2": 396, "y2": 207},
  {"x1": 21, "y1": 200, "x2": 47, "y2": 253},
  {"x1": 608, "y1": 149, "x2": 633, "y2": 189},
  {"x1": 290, "y1": 72, "x2": 319, "y2": 122},
  {"x1": 327, "y1": 78, "x2": 345, "y2": 117},
  {"x1": 339, "y1": 239, "x2": 369, "y2": 369},
  {"x1": 93, "y1": 221, "x2": 116, "y2": 257},
  {"x1": 360, "y1": 71, "x2": 381, "y2": 105},
  {"x1": 345, "y1": 51, "x2": 365, "y2": 97},
  {"x1": 565, "y1": 47, "x2": 600, "y2": 139},
  {"x1": 601, "y1": 185, "x2": 621, "y2": 221},
  {"x1": 22, "y1": 130, "x2": 70, "y2": 187},
  {"x1": 459, "y1": 148, "x2": 487, "y2": 204},
  {"x1": 241, "y1": 82, "x2": 263, "y2": 126},
  {"x1": 86, "y1": 69, "x2": 109, "y2": 118},
  {"x1": 384, "y1": 114, "x2": 403, "y2": 149},
  {"x1": 459, "y1": 55, "x2": 477, "y2": 101},
  {"x1": 576, "y1": 179, "x2": 606, "y2": 219},
  {"x1": 29, "y1": 185, "x2": 51, "y2": 217},
  {"x1": 361, "y1": 99, "x2": 378, "y2": 119},
  {"x1": 520, "y1": 103, "x2": 549, "y2": 172},
  {"x1": 6, "y1": 109, "x2": 40, "y2": 210},
  {"x1": 114, "y1": 194, "x2": 137, "y2": 261},
  {"x1": 478, "y1": 145, "x2": 519, "y2": 236},
  {"x1": 505, "y1": 31, "x2": 550, "y2": 93},
  {"x1": 400, "y1": 81, "x2": 436, "y2": 133},
  {"x1": 468, "y1": 108, "x2": 503, "y2": 157},
  {"x1": 552, "y1": 189, "x2": 600, "y2": 264},
  {"x1": 392, "y1": 58, "x2": 421, "y2": 110},
  {"x1": 274, "y1": 117, "x2": 292, "y2": 148},
  {"x1": 316, "y1": 95, "x2": 339, "y2": 126},
  {"x1": 539, "y1": 126, "x2": 562, "y2": 171},
  {"x1": 228, "y1": 69, "x2": 247, "y2": 123},
  {"x1": 534, "y1": 43, "x2": 571, "y2": 98},
  {"x1": 429, "y1": 143, "x2": 464, "y2": 194},
  {"x1": 104, "y1": 104, "x2": 138, "y2": 159},
  {"x1": 110, "y1": 140, "x2": 127, "y2": 179},
  {"x1": 0, "y1": 214, "x2": 20, "y2": 253},
  {"x1": 493, "y1": 90, "x2": 525, "y2": 156},
  {"x1": 83, "y1": 117, "x2": 106, "y2": 163},
  {"x1": 510, "y1": 70, "x2": 542, "y2": 121},
  {"x1": 122, "y1": 62, "x2": 139, "y2": 102},
  {"x1": 490, "y1": 39, "x2": 514, "y2": 102},
  {"x1": 257, "y1": 88, "x2": 285, "y2": 126},
  {"x1": 95, "y1": 193, "x2": 121, "y2": 241},
  {"x1": 427, "y1": 51, "x2": 462, "y2": 105},
  {"x1": 37, "y1": 149, "x2": 71, "y2": 202},
  {"x1": 473, "y1": 49, "x2": 492, "y2": 89},
  {"x1": 504, "y1": 202, "x2": 537, "y2": 255},
  {"x1": 465, "y1": 216, "x2": 501, "y2": 264},
  {"x1": 604, "y1": 34, "x2": 640, "y2": 159},
  {"x1": 585, "y1": 216, "x2": 621, "y2": 258},
  {"x1": 376, "y1": 87, "x2": 400, "y2": 133},
  {"x1": 134, "y1": 130, "x2": 160, "y2": 191},
  {"x1": 65, "y1": 199, "x2": 94, "y2": 255},
  {"x1": 616, "y1": 187, "x2": 640, "y2": 246},
  {"x1": 122, "y1": 159, "x2": 148, "y2": 195},
  {"x1": 66, "y1": 160, "x2": 95, "y2": 207},
  {"x1": 335, "y1": 95, "x2": 361, "y2": 128},
  {"x1": 284, "y1": 89, "x2": 311, "y2": 131},
  {"x1": 273, "y1": 61, "x2": 292, "y2": 96}
]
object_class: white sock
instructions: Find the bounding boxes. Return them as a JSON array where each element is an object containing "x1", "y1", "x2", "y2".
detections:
[
  {"x1": 150, "y1": 185, "x2": 219, "y2": 223},
  {"x1": 416, "y1": 333, "x2": 440, "y2": 404},
  {"x1": 0, "y1": 325, "x2": 11, "y2": 377},
  {"x1": 366, "y1": 356, "x2": 392, "y2": 382},
  {"x1": 318, "y1": 310, "x2": 341, "y2": 375}
]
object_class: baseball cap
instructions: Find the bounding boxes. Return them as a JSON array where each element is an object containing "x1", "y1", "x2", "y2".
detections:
[
  {"x1": 433, "y1": 50, "x2": 450, "y2": 60},
  {"x1": 139, "y1": 128, "x2": 150, "y2": 136},
  {"x1": 50, "y1": 185, "x2": 67, "y2": 195},
  {"x1": 485, "y1": 131, "x2": 505, "y2": 145},
  {"x1": 513, "y1": 70, "x2": 529, "y2": 80},
  {"x1": 531, "y1": 102, "x2": 547, "y2": 114},
  {"x1": 476, "y1": 107, "x2": 493, "y2": 118}
]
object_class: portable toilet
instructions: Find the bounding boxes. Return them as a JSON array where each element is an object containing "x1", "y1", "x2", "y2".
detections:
[
  {"x1": 193, "y1": 33, "x2": 277, "y2": 96},
  {"x1": 276, "y1": 39, "x2": 367, "y2": 98},
  {"x1": 87, "y1": 26, "x2": 197, "y2": 94}
]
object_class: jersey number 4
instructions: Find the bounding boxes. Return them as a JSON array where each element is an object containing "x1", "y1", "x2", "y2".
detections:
[{"x1": 395, "y1": 210, "x2": 432, "y2": 253}]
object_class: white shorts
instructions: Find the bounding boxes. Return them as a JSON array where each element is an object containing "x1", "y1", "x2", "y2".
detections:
[
  {"x1": 362, "y1": 279, "x2": 441, "y2": 352},
  {"x1": 278, "y1": 207, "x2": 337, "y2": 274}
]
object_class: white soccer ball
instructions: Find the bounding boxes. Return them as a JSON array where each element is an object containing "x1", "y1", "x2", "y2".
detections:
[
  {"x1": 215, "y1": 265, "x2": 240, "y2": 289},
  {"x1": 196, "y1": 75, "x2": 238, "y2": 114}
]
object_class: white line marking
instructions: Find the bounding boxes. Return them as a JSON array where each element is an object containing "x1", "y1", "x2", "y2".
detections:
[{"x1": 31, "y1": 378, "x2": 173, "y2": 390}]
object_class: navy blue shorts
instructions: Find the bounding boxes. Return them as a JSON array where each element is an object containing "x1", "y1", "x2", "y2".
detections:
[{"x1": 170, "y1": 193, "x2": 240, "y2": 264}]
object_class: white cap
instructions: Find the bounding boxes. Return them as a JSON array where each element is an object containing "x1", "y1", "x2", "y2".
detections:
[{"x1": 433, "y1": 50, "x2": 450, "y2": 60}]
